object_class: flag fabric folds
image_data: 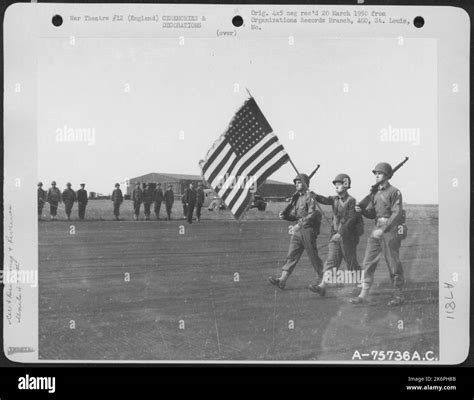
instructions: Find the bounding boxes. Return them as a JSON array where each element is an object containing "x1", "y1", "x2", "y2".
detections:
[{"x1": 199, "y1": 96, "x2": 289, "y2": 220}]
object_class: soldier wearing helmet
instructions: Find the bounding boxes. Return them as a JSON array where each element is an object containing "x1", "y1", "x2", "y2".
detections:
[
  {"x1": 62, "y1": 182, "x2": 77, "y2": 221},
  {"x1": 132, "y1": 182, "x2": 143, "y2": 221},
  {"x1": 309, "y1": 173, "x2": 363, "y2": 297},
  {"x1": 46, "y1": 181, "x2": 62, "y2": 220},
  {"x1": 352, "y1": 162, "x2": 405, "y2": 306},
  {"x1": 37, "y1": 182, "x2": 46, "y2": 220},
  {"x1": 268, "y1": 173, "x2": 323, "y2": 289},
  {"x1": 142, "y1": 183, "x2": 153, "y2": 221}
]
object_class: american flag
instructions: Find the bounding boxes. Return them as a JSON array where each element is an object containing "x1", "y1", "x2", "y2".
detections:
[{"x1": 199, "y1": 97, "x2": 289, "y2": 220}]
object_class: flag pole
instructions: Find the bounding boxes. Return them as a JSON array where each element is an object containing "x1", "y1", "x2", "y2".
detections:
[{"x1": 245, "y1": 88, "x2": 253, "y2": 98}]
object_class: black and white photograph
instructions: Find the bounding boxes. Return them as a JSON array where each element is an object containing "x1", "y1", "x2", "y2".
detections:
[{"x1": 3, "y1": 3, "x2": 470, "y2": 367}]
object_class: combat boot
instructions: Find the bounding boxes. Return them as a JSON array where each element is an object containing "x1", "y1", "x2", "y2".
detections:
[{"x1": 387, "y1": 292, "x2": 405, "y2": 306}]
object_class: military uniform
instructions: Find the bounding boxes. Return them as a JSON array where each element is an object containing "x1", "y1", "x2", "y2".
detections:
[
  {"x1": 153, "y1": 185, "x2": 164, "y2": 220},
  {"x1": 183, "y1": 186, "x2": 197, "y2": 224},
  {"x1": 196, "y1": 186, "x2": 205, "y2": 222},
  {"x1": 37, "y1": 184, "x2": 46, "y2": 219},
  {"x1": 143, "y1": 184, "x2": 153, "y2": 220},
  {"x1": 315, "y1": 193, "x2": 361, "y2": 273},
  {"x1": 181, "y1": 189, "x2": 188, "y2": 219},
  {"x1": 360, "y1": 182, "x2": 404, "y2": 291},
  {"x1": 76, "y1": 185, "x2": 88, "y2": 220},
  {"x1": 46, "y1": 184, "x2": 62, "y2": 219},
  {"x1": 164, "y1": 187, "x2": 174, "y2": 220},
  {"x1": 62, "y1": 186, "x2": 76, "y2": 220},
  {"x1": 132, "y1": 185, "x2": 143, "y2": 220},
  {"x1": 111, "y1": 185, "x2": 123, "y2": 220},
  {"x1": 280, "y1": 190, "x2": 323, "y2": 278}
]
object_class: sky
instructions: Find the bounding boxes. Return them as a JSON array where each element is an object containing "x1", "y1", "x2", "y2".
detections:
[{"x1": 38, "y1": 36, "x2": 437, "y2": 203}]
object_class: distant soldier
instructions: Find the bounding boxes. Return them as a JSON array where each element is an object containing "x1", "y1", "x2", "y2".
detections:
[
  {"x1": 153, "y1": 182, "x2": 164, "y2": 220},
  {"x1": 143, "y1": 183, "x2": 153, "y2": 221},
  {"x1": 46, "y1": 181, "x2": 62, "y2": 220},
  {"x1": 132, "y1": 182, "x2": 143, "y2": 221},
  {"x1": 351, "y1": 162, "x2": 406, "y2": 306},
  {"x1": 62, "y1": 182, "x2": 76, "y2": 221},
  {"x1": 37, "y1": 182, "x2": 46, "y2": 220},
  {"x1": 309, "y1": 174, "x2": 363, "y2": 297},
  {"x1": 268, "y1": 173, "x2": 323, "y2": 289},
  {"x1": 195, "y1": 182, "x2": 205, "y2": 223},
  {"x1": 183, "y1": 183, "x2": 197, "y2": 224},
  {"x1": 111, "y1": 183, "x2": 123, "y2": 220},
  {"x1": 181, "y1": 189, "x2": 188, "y2": 220},
  {"x1": 76, "y1": 183, "x2": 88, "y2": 220},
  {"x1": 164, "y1": 184, "x2": 174, "y2": 220}
]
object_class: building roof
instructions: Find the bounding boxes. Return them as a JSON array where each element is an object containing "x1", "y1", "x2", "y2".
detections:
[{"x1": 128, "y1": 173, "x2": 292, "y2": 186}]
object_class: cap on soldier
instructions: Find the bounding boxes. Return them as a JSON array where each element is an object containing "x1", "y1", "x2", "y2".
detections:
[
  {"x1": 115, "y1": 183, "x2": 120, "y2": 187},
  {"x1": 372, "y1": 162, "x2": 393, "y2": 177},
  {"x1": 38, "y1": 182, "x2": 43, "y2": 186},
  {"x1": 51, "y1": 181, "x2": 56, "y2": 185},
  {"x1": 80, "y1": 183, "x2": 85, "y2": 186},
  {"x1": 332, "y1": 173, "x2": 351, "y2": 188},
  {"x1": 293, "y1": 173, "x2": 310, "y2": 187},
  {"x1": 66, "y1": 182, "x2": 71, "y2": 186}
]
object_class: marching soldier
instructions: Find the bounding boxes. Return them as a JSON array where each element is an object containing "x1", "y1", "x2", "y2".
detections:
[
  {"x1": 196, "y1": 182, "x2": 205, "y2": 223},
  {"x1": 183, "y1": 183, "x2": 197, "y2": 224},
  {"x1": 111, "y1": 183, "x2": 123, "y2": 220},
  {"x1": 76, "y1": 183, "x2": 88, "y2": 220},
  {"x1": 153, "y1": 182, "x2": 164, "y2": 220},
  {"x1": 143, "y1": 183, "x2": 153, "y2": 221},
  {"x1": 46, "y1": 181, "x2": 62, "y2": 220},
  {"x1": 37, "y1": 182, "x2": 46, "y2": 220},
  {"x1": 268, "y1": 173, "x2": 323, "y2": 289},
  {"x1": 62, "y1": 182, "x2": 76, "y2": 221},
  {"x1": 164, "y1": 184, "x2": 174, "y2": 220},
  {"x1": 132, "y1": 182, "x2": 143, "y2": 221},
  {"x1": 351, "y1": 162, "x2": 405, "y2": 306},
  {"x1": 309, "y1": 173, "x2": 363, "y2": 297}
]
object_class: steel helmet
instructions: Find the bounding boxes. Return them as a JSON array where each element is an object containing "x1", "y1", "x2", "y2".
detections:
[
  {"x1": 372, "y1": 162, "x2": 393, "y2": 178},
  {"x1": 293, "y1": 173, "x2": 310, "y2": 187},
  {"x1": 332, "y1": 173, "x2": 351, "y2": 188}
]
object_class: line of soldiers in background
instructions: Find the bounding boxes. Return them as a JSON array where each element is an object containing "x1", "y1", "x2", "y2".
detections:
[
  {"x1": 131, "y1": 181, "x2": 204, "y2": 223},
  {"x1": 38, "y1": 181, "x2": 205, "y2": 223},
  {"x1": 37, "y1": 181, "x2": 88, "y2": 221}
]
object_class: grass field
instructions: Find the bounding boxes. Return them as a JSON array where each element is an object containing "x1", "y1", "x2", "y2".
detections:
[{"x1": 38, "y1": 202, "x2": 438, "y2": 361}]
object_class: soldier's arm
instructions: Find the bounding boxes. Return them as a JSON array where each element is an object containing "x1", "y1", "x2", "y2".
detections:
[
  {"x1": 383, "y1": 190, "x2": 403, "y2": 232},
  {"x1": 361, "y1": 196, "x2": 376, "y2": 219},
  {"x1": 314, "y1": 193, "x2": 333, "y2": 206}
]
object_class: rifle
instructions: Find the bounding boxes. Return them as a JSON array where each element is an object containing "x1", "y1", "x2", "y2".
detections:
[
  {"x1": 281, "y1": 164, "x2": 320, "y2": 218},
  {"x1": 357, "y1": 157, "x2": 409, "y2": 209}
]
